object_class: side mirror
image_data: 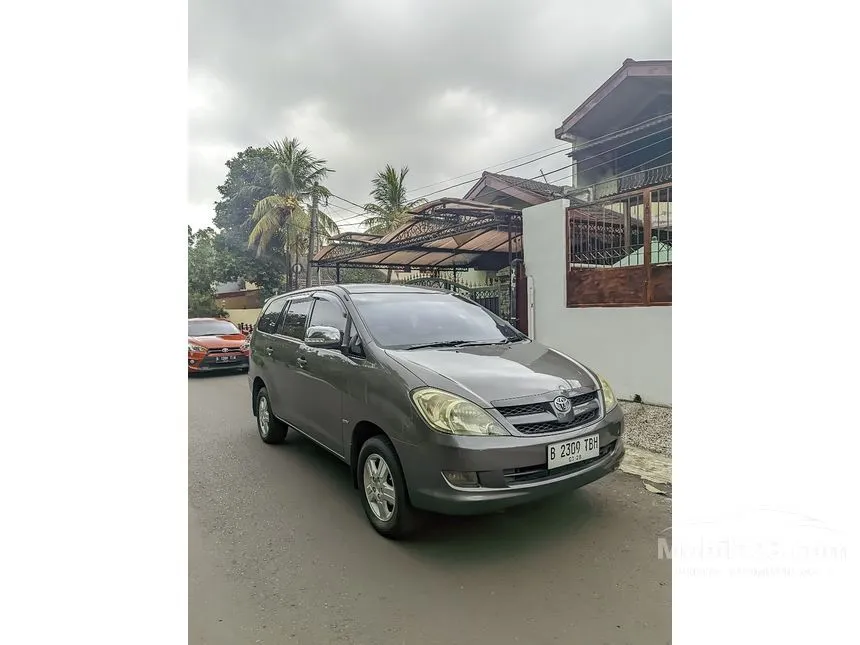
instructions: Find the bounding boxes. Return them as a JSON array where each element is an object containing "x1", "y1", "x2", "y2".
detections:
[{"x1": 304, "y1": 325, "x2": 342, "y2": 349}]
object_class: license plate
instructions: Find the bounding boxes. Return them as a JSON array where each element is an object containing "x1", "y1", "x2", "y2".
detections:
[
  {"x1": 216, "y1": 355, "x2": 236, "y2": 362},
  {"x1": 547, "y1": 434, "x2": 600, "y2": 469}
]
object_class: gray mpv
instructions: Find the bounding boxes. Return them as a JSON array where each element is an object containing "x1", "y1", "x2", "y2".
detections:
[{"x1": 249, "y1": 284, "x2": 625, "y2": 538}]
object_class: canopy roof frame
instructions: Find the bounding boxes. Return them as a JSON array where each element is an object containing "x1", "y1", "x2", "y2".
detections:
[{"x1": 312, "y1": 198, "x2": 523, "y2": 270}]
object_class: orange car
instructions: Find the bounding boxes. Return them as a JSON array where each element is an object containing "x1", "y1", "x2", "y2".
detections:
[{"x1": 188, "y1": 317, "x2": 250, "y2": 374}]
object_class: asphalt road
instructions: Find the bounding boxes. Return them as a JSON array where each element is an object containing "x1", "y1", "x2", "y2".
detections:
[{"x1": 189, "y1": 372, "x2": 671, "y2": 645}]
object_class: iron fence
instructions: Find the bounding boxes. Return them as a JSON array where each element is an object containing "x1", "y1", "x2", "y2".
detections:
[
  {"x1": 566, "y1": 181, "x2": 672, "y2": 307},
  {"x1": 402, "y1": 274, "x2": 506, "y2": 318},
  {"x1": 568, "y1": 183, "x2": 672, "y2": 269}
]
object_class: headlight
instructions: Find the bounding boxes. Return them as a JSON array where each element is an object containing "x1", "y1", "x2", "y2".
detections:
[
  {"x1": 411, "y1": 388, "x2": 508, "y2": 436},
  {"x1": 188, "y1": 343, "x2": 207, "y2": 353},
  {"x1": 241, "y1": 340, "x2": 250, "y2": 350},
  {"x1": 597, "y1": 374, "x2": 617, "y2": 411}
]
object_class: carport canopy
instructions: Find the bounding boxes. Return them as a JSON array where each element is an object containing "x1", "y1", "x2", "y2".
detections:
[{"x1": 312, "y1": 198, "x2": 523, "y2": 272}]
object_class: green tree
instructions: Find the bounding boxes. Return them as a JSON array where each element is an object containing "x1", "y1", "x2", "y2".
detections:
[
  {"x1": 247, "y1": 138, "x2": 340, "y2": 290},
  {"x1": 361, "y1": 164, "x2": 425, "y2": 281},
  {"x1": 188, "y1": 226, "x2": 226, "y2": 317},
  {"x1": 212, "y1": 147, "x2": 286, "y2": 299},
  {"x1": 320, "y1": 267, "x2": 387, "y2": 284}
]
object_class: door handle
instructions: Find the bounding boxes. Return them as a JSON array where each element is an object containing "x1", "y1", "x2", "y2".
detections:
[
  {"x1": 296, "y1": 356, "x2": 307, "y2": 368},
  {"x1": 265, "y1": 347, "x2": 274, "y2": 356}
]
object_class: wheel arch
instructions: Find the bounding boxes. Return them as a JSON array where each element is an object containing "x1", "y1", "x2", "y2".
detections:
[
  {"x1": 251, "y1": 377, "x2": 266, "y2": 416},
  {"x1": 349, "y1": 421, "x2": 389, "y2": 489}
]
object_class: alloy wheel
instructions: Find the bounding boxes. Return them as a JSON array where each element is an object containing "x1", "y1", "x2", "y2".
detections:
[
  {"x1": 363, "y1": 454, "x2": 396, "y2": 522},
  {"x1": 258, "y1": 396, "x2": 270, "y2": 438}
]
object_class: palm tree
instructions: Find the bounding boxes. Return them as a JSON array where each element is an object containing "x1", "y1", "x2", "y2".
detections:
[
  {"x1": 361, "y1": 165, "x2": 425, "y2": 282},
  {"x1": 247, "y1": 138, "x2": 340, "y2": 290}
]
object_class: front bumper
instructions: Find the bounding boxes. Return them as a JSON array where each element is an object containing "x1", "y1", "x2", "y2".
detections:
[
  {"x1": 397, "y1": 404, "x2": 625, "y2": 515},
  {"x1": 188, "y1": 354, "x2": 249, "y2": 372}
]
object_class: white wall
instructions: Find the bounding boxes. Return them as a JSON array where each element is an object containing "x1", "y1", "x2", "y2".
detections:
[{"x1": 522, "y1": 199, "x2": 672, "y2": 406}]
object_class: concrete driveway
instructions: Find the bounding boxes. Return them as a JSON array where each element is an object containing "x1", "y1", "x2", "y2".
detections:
[{"x1": 189, "y1": 372, "x2": 671, "y2": 644}]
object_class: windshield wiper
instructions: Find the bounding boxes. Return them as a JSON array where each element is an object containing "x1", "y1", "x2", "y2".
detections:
[
  {"x1": 456, "y1": 339, "x2": 511, "y2": 347},
  {"x1": 403, "y1": 339, "x2": 513, "y2": 350},
  {"x1": 403, "y1": 340, "x2": 472, "y2": 350}
]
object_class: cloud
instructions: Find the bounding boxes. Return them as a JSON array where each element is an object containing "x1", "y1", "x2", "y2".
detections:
[{"x1": 188, "y1": 0, "x2": 671, "y2": 231}]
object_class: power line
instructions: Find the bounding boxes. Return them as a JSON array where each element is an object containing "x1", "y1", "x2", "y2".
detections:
[
  {"x1": 407, "y1": 126, "x2": 672, "y2": 204},
  {"x1": 407, "y1": 142, "x2": 570, "y2": 193},
  {"x1": 281, "y1": 134, "x2": 671, "y2": 239},
  {"x1": 242, "y1": 120, "x2": 674, "y2": 247},
  {"x1": 329, "y1": 193, "x2": 367, "y2": 211},
  {"x1": 325, "y1": 113, "x2": 672, "y2": 217},
  {"x1": 404, "y1": 113, "x2": 671, "y2": 201},
  {"x1": 459, "y1": 139, "x2": 672, "y2": 206},
  {"x1": 324, "y1": 201, "x2": 365, "y2": 219}
]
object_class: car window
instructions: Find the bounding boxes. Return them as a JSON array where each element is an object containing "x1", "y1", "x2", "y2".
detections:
[
  {"x1": 279, "y1": 298, "x2": 312, "y2": 339},
  {"x1": 346, "y1": 318, "x2": 364, "y2": 356},
  {"x1": 351, "y1": 293, "x2": 525, "y2": 349},
  {"x1": 308, "y1": 297, "x2": 347, "y2": 334},
  {"x1": 188, "y1": 319, "x2": 240, "y2": 336},
  {"x1": 257, "y1": 297, "x2": 288, "y2": 334}
]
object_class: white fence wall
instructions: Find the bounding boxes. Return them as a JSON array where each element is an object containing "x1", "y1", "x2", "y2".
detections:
[{"x1": 522, "y1": 199, "x2": 672, "y2": 406}]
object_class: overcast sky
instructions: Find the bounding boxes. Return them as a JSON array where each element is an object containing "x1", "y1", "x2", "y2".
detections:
[{"x1": 189, "y1": 0, "x2": 671, "y2": 232}]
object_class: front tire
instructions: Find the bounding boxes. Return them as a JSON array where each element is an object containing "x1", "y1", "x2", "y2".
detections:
[
  {"x1": 357, "y1": 436, "x2": 418, "y2": 539},
  {"x1": 255, "y1": 387, "x2": 288, "y2": 444}
]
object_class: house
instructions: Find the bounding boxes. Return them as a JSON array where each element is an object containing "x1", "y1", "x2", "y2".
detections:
[
  {"x1": 521, "y1": 59, "x2": 672, "y2": 406},
  {"x1": 463, "y1": 171, "x2": 567, "y2": 210},
  {"x1": 214, "y1": 281, "x2": 263, "y2": 324},
  {"x1": 557, "y1": 58, "x2": 671, "y2": 201}
]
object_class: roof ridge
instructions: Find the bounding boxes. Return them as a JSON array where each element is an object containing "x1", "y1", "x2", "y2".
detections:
[{"x1": 485, "y1": 170, "x2": 565, "y2": 189}]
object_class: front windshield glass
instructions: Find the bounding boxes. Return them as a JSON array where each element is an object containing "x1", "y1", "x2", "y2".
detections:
[
  {"x1": 351, "y1": 293, "x2": 526, "y2": 349},
  {"x1": 188, "y1": 320, "x2": 241, "y2": 336}
]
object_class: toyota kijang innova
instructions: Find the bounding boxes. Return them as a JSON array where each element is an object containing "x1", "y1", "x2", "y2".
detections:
[{"x1": 249, "y1": 284, "x2": 624, "y2": 538}]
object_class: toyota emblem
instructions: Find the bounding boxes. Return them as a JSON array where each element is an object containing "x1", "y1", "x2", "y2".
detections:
[
  {"x1": 552, "y1": 396, "x2": 572, "y2": 414},
  {"x1": 221, "y1": 348, "x2": 228, "y2": 353}
]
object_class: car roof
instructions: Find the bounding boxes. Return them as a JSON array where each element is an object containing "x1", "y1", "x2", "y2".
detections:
[
  {"x1": 188, "y1": 317, "x2": 236, "y2": 322},
  {"x1": 267, "y1": 283, "x2": 450, "y2": 300},
  {"x1": 337, "y1": 284, "x2": 444, "y2": 295}
]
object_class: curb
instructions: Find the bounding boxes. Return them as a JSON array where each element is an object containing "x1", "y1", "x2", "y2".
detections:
[{"x1": 620, "y1": 444, "x2": 672, "y2": 485}]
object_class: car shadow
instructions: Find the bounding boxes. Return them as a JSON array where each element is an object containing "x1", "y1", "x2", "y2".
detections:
[
  {"x1": 188, "y1": 370, "x2": 247, "y2": 379},
  {"x1": 275, "y1": 429, "x2": 612, "y2": 564}
]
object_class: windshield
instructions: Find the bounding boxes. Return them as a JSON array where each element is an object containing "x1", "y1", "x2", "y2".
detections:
[
  {"x1": 188, "y1": 320, "x2": 241, "y2": 337},
  {"x1": 351, "y1": 293, "x2": 526, "y2": 349}
]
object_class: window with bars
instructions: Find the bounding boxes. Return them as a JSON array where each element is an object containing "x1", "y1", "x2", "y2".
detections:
[{"x1": 566, "y1": 184, "x2": 672, "y2": 307}]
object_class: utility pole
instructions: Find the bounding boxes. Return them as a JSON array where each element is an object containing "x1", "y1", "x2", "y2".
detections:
[
  {"x1": 306, "y1": 187, "x2": 319, "y2": 288},
  {"x1": 285, "y1": 220, "x2": 292, "y2": 292}
]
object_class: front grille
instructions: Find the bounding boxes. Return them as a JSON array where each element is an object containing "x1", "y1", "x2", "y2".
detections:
[
  {"x1": 206, "y1": 347, "x2": 244, "y2": 354},
  {"x1": 503, "y1": 441, "x2": 615, "y2": 485},
  {"x1": 496, "y1": 391, "x2": 598, "y2": 419},
  {"x1": 497, "y1": 402, "x2": 549, "y2": 417},
  {"x1": 516, "y1": 409, "x2": 600, "y2": 435},
  {"x1": 568, "y1": 391, "x2": 599, "y2": 407}
]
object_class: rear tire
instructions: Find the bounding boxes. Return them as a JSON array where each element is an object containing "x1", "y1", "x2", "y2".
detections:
[
  {"x1": 255, "y1": 387, "x2": 288, "y2": 444},
  {"x1": 357, "y1": 436, "x2": 419, "y2": 539}
]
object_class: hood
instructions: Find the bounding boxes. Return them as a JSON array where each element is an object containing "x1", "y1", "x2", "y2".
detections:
[
  {"x1": 385, "y1": 340, "x2": 598, "y2": 407},
  {"x1": 188, "y1": 334, "x2": 246, "y2": 348}
]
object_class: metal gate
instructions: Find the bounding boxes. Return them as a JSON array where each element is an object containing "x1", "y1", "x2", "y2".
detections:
[{"x1": 404, "y1": 276, "x2": 504, "y2": 317}]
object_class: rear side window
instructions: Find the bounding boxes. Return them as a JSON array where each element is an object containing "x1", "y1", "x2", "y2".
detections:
[
  {"x1": 308, "y1": 297, "x2": 347, "y2": 334},
  {"x1": 279, "y1": 298, "x2": 312, "y2": 339},
  {"x1": 257, "y1": 297, "x2": 287, "y2": 334}
]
